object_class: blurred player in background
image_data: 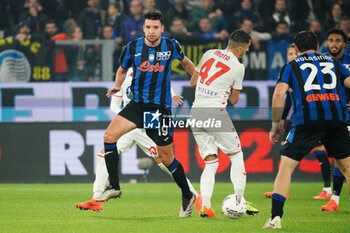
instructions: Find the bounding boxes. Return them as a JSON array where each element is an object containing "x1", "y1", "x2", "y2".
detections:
[
  {"x1": 189, "y1": 29, "x2": 259, "y2": 218},
  {"x1": 321, "y1": 28, "x2": 350, "y2": 212},
  {"x1": 75, "y1": 69, "x2": 198, "y2": 211},
  {"x1": 264, "y1": 31, "x2": 350, "y2": 229}
]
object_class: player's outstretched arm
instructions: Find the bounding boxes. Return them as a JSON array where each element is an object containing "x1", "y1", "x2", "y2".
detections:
[{"x1": 106, "y1": 67, "x2": 127, "y2": 97}]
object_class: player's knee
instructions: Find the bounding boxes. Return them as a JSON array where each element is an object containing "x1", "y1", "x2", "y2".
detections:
[
  {"x1": 158, "y1": 151, "x2": 174, "y2": 166},
  {"x1": 104, "y1": 131, "x2": 116, "y2": 143}
]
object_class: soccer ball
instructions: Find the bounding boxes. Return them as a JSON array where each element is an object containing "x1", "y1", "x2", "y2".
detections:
[{"x1": 221, "y1": 194, "x2": 247, "y2": 219}]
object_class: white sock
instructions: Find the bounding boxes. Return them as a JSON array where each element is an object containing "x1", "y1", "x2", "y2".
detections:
[
  {"x1": 187, "y1": 178, "x2": 197, "y2": 196},
  {"x1": 323, "y1": 187, "x2": 332, "y2": 194},
  {"x1": 200, "y1": 159, "x2": 219, "y2": 209},
  {"x1": 331, "y1": 195, "x2": 340, "y2": 205},
  {"x1": 229, "y1": 151, "x2": 246, "y2": 197},
  {"x1": 93, "y1": 153, "x2": 110, "y2": 199},
  {"x1": 158, "y1": 162, "x2": 172, "y2": 176}
]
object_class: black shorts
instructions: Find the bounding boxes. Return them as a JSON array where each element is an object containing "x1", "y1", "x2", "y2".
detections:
[
  {"x1": 281, "y1": 121, "x2": 323, "y2": 147},
  {"x1": 118, "y1": 100, "x2": 173, "y2": 146},
  {"x1": 282, "y1": 120, "x2": 350, "y2": 161},
  {"x1": 280, "y1": 120, "x2": 292, "y2": 142}
]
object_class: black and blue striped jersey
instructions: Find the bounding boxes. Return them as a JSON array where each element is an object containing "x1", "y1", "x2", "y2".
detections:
[
  {"x1": 119, "y1": 37, "x2": 185, "y2": 109},
  {"x1": 323, "y1": 52, "x2": 350, "y2": 71},
  {"x1": 281, "y1": 89, "x2": 297, "y2": 120},
  {"x1": 324, "y1": 52, "x2": 350, "y2": 101},
  {"x1": 277, "y1": 52, "x2": 350, "y2": 126}
]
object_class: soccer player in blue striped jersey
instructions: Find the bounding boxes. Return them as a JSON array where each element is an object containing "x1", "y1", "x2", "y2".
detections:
[
  {"x1": 98, "y1": 10, "x2": 197, "y2": 218},
  {"x1": 264, "y1": 31, "x2": 350, "y2": 229},
  {"x1": 321, "y1": 28, "x2": 350, "y2": 211}
]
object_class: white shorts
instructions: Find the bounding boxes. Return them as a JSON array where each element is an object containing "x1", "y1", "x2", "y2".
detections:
[
  {"x1": 190, "y1": 108, "x2": 241, "y2": 159},
  {"x1": 118, "y1": 128, "x2": 158, "y2": 157}
]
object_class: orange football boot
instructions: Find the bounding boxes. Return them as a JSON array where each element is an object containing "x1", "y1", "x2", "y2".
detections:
[
  {"x1": 200, "y1": 206, "x2": 216, "y2": 217},
  {"x1": 321, "y1": 199, "x2": 338, "y2": 211},
  {"x1": 313, "y1": 191, "x2": 332, "y2": 200},
  {"x1": 194, "y1": 191, "x2": 202, "y2": 215},
  {"x1": 75, "y1": 199, "x2": 103, "y2": 211}
]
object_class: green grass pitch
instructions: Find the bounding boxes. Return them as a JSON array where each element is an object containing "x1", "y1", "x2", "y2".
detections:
[{"x1": 0, "y1": 182, "x2": 349, "y2": 233}]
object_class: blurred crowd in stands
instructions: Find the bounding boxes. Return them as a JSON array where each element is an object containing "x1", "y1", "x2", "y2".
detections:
[{"x1": 1, "y1": 0, "x2": 350, "y2": 81}]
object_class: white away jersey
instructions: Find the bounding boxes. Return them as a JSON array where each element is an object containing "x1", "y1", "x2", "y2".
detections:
[{"x1": 192, "y1": 49, "x2": 245, "y2": 107}]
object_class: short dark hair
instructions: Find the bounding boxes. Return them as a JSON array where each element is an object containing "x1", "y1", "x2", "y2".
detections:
[
  {"x1": 294, "y1": 31, "x2": 318, "y2": 52},
  {"x1": 144, "y1": 9, "x2": 164, "y2": 25},
  {"x1": 109, "y1": 2, "x2": 120, "y2": 10},
  {"x1": 228, "y1": 29, "x2": 251, "y2": 46},
  {"x1": 276, "y1": 19, "x2": 288, "y2": 27},
  {"x1": 45, "y1": 19, "x2": 57, "y2": 27},
  {"x1": 287, "y1": 43, "x2": 296, "y2": 50},
  {"x1": 327, "y1": 28, "x2": 347, "y2": 43}
]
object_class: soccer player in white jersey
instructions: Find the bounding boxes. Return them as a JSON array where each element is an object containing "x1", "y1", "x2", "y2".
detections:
[
  {"x1": 75, "y1": 68, "x2": 198, "y2": 211},
  {"x1": 189, "y1": 29, "x2": 258, "y2": 217}
]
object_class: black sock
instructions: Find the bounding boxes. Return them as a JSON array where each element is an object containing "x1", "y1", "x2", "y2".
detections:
[
  {"x1": 104, "y1": 142, "x2": 120, "y2": 190},
  {"x1": 314, "y1": 150, "x2": 331, "y2": 188},
  {"x1": 167, "y1": 158, "x2": 192, "y2": 199},
  {"x1": 333, "y1": 166, "x2": 345, "y2": 196},
  {"x1": 271, "y1": 193, "x2": 286, "y2": 219}
]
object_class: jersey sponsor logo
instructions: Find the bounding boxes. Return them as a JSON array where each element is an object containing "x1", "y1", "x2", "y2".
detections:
[
  {"x1": 306, "y1": 93, "x2": 340, "y2": 102},
  {"x1": 197, "y1": 86, "x2": 218, "y2": 96},
  {"x1": 137, "y1": 61, "x2": 164, "y2": 72},
  {"x1": 135, "y1": 53, "x2": 141, "y2": 57},
  {"x1": 156, "y1": 51, "x2": 171, "y2": 61}
]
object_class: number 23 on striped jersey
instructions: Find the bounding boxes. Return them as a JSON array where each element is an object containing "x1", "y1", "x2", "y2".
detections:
[
  {"x1": 301, "y1": 62, "x2": 336, "y2": 92},
  {"x1": 199, "y1": 58, "x2": 230, "y2": 85}
]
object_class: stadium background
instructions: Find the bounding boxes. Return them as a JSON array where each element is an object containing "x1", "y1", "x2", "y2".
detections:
[{"x1": 0, "y1": 0, "x2": 348, "y2": 183}]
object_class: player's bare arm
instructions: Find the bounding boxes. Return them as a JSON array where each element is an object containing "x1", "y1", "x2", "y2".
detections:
[
  {"x1": 344, "y1": 76, "x2": 350, "y2": 88},
  {"x1": 228, "y1": 89, "x2": 240, "y2": 104},
  {"x1": 107, "y1": 67, "x2": 127, "y2": 97},
  {"x1": 190, "y1": 71, "x2": 199, "y2": 87},
  {"x1": 180, "y1": 56, "x2": 196, "y2": 76},
  {"x1": 270, "y1": 82, "x2": 289, "y2": 144}
]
